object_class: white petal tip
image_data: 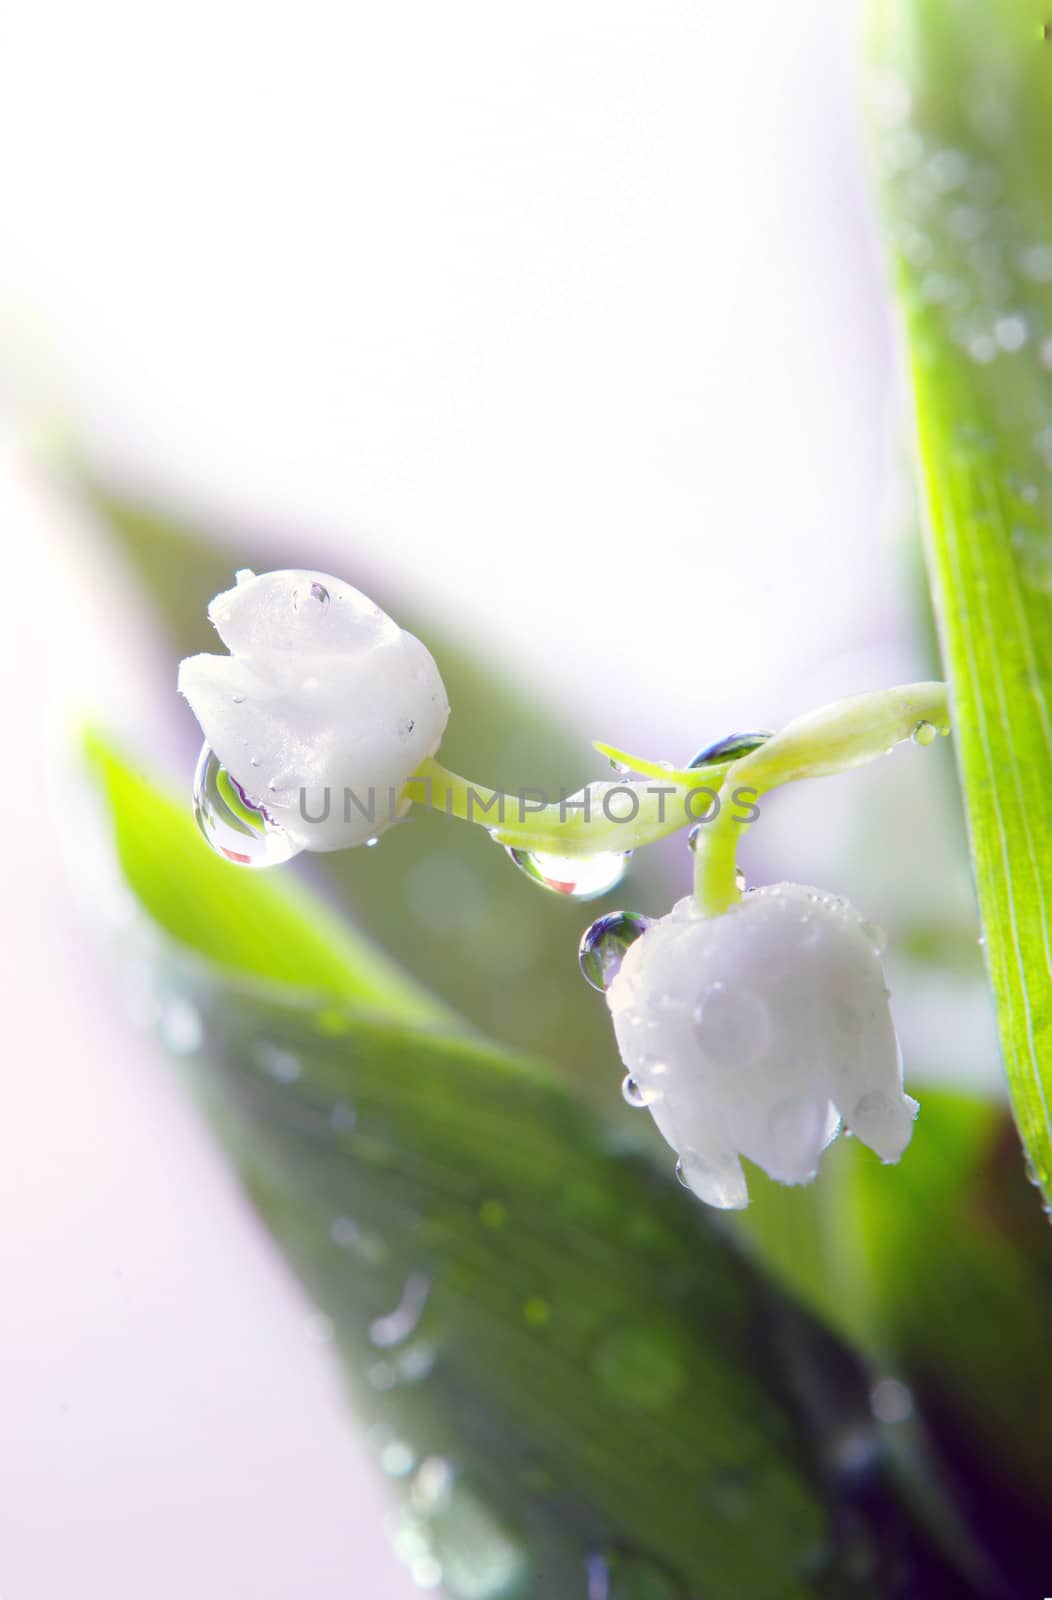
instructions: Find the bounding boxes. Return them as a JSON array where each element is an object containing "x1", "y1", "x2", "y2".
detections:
[
  {"x1": 848, "y1": 1090, "x2": 919, "y2": 1164},
  {"x1": 677, "y1": 1152, "x2": 750, "y2": 1210}
]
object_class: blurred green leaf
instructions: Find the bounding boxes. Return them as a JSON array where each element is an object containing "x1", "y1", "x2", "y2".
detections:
[
  {"x1": 736, "y1": 1089, "x2": 1052, "y2": 1594},
  {"x1": 75, "y1": 476, "x2": 675, "y2": 1083},
  {"x1": 872, "y1": 0, "x2": 1052, "y2": 1197},
  {"x1": 82, "y1": 731, "x2": 978, "y2": 1598},
  {"x1": 847, "y1": 1093, "x2": 1052, "y2": 1556}
]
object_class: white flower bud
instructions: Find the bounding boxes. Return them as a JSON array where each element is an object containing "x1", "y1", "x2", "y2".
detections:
[
  {"x1": 605, "y1": 883, "x2": 918, "y2": 1209},
  {"x1": 178, "y1": 569, "x2": 449, "y2": 851}
]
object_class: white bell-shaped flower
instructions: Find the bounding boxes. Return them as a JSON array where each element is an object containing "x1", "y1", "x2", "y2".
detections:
[
  {"x1": 605, "y1": 882, "x2": 918, "y2": 1209},
  {"x1": 178, "y1": 569, "x2": 449, "y2": 852}
]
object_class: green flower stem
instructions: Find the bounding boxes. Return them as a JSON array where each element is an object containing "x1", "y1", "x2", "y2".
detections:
[
  {"x1": 404, "y1": 756, "x2": 733, "y2": 856},
  {"x1": 407, "y1": 681, "x2": 951, "y2": 873},
  {"x1": 692, "y1": 681, "x2": 951, "y2": 916}
]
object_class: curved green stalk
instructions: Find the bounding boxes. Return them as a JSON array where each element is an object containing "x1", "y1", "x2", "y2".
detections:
[
  {"x1": 691, "y1": 682, "x2": 950, "y2": 915},
  {"x1": 407, "y1": 682, "x2": 950, "y2": 875},
  {"x1": 404, "y1": 756, "x2": 731, "y2": 856}
]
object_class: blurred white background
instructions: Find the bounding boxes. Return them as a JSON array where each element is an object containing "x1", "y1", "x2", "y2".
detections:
[{"x1": 0, "y1": 1, "x2": 922, "y2": 1594}]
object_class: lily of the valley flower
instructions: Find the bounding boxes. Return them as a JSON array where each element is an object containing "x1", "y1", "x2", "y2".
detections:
[
  {"x1": 605, "y1": 882, "x2": 918, "y2": 1209},
  {"x1": 178, "y1": 569, "x2": 449, "y2": 851}
]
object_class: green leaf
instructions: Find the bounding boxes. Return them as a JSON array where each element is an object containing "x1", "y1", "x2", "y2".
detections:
[
  {"x1": 80, "y1": 733, "x2": 976, "y2": 1597},
  {"x1": 736, "y1": 1081, "x2": 1052, "y2": 1589},
  {"x1": 73, "y1": 474, "x2": 675, "y2": 1082},
  {"x1": 846, "y1": 1090, "x2": 1052, "y2": 1590},
  {"x1": 871, "y1": 0, "x2": 1052, "y2": 1196}
]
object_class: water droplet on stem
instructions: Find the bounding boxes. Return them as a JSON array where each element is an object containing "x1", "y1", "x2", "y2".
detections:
[
  {"x1": 688, "y1": 731, "x2": 772, "y2": 768},
  {"x1": 505, "y1": 846, "x2": 627, "y2": 899}
]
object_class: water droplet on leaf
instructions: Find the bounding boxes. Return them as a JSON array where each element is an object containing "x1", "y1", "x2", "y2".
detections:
[{"x1": 370, "y1": 1272, "x2": 431, "y2": 1349}]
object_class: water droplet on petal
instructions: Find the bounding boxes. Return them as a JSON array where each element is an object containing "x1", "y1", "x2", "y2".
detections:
[
  {"x1": 688, "y1": 730, "x2": 772, "y2": 768},
  {"x1": 911, "y1": 718, "x2": 938, "y2": 746},
  {"x1": 192, "y1": 744, "x2": 300, "y2": 867},
  {"x1": 310, "y1": 581, "x2": 330, "y2": 606},
  {"x1": 578, "y1": 910, "x2": 651, "y2": 990},
  {"x1": 505, "y1": 846, "x2": 627, "y2": 899},
  {"x1": 621, "y1": 1074, "x2": 647, "y2": 1107}
]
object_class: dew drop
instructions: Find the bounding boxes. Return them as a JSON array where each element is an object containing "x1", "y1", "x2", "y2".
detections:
[
  {"x1": 192, "y1": 744, "x2": 300, "y2": 868},
  {"x1": 674, "y1": 1158, "x2": 689, "y2": 1189},
  {"x1": 911, "y1": 719, "x2": 938, "y2": 746},
  {"x1": 370, "y1": 1272, "x2": 431, "y2": 1349},
  {"x1": 365, "y1": 835, "x2": 380, "y2": 848},
  {"x1": 578, "y1": 910, "x2": 651, "y2": 991},
  {"x1": 870, "y1": 1377, "x2": 914, "y2": 1424},
  {"x1": 253, "y1": 1040, "x2": 302, "y2": 1083},
  {"x1": 621, "y1": 1074, "x2": 646, "y2": 1108},
  {"x1": 310, "y1": 581, "x2": 330, "y2": 606},
  {"x1": 687, "y1": 730, "x2": 772, "y2": 768},
  {"x1": 505, "y1": 846, "x2": 627, "y2": 899}
]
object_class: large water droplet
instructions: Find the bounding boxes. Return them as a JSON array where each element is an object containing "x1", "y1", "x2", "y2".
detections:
[
  {"x1": 505, "y1": 846, "x2": 627, "y2": 899},
  {"x1": 309, "y1": 580, "x2": 331, "y2": 606},
  {"x1": 911, "y1": 719, "x2": 938, "y2": 746},
  {"x1": 578, "y1": 911, "x2": 651, "y2": 990},
  {"x1": 192, "y1": 745, "x2": 300, "y2": 867},
  {"x1": 688, "y1": 730, "x2": 772, "y2": 768},
  {"x1": 621, "y1": 1074, "x2": 647, "y2": 1107}
]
